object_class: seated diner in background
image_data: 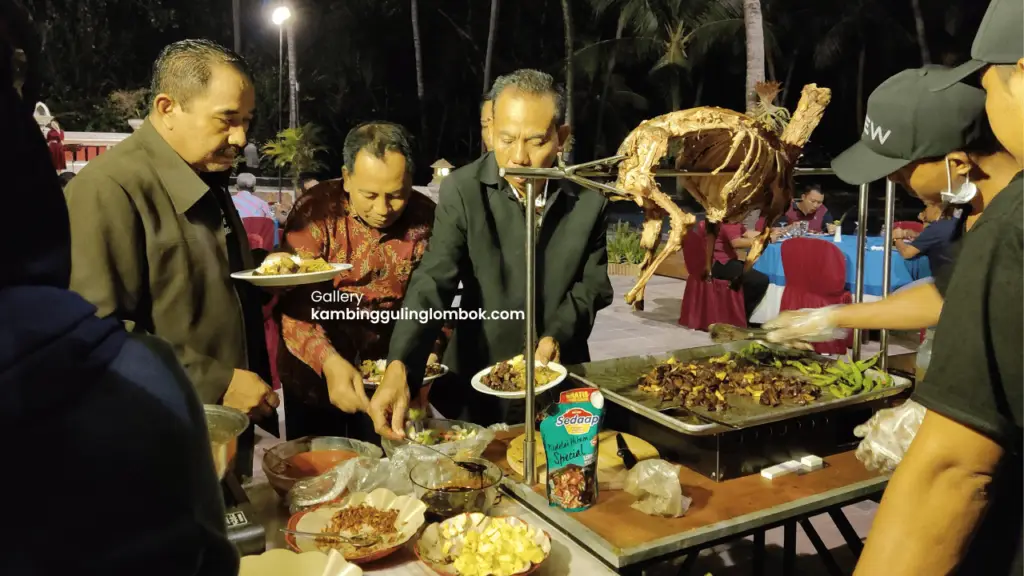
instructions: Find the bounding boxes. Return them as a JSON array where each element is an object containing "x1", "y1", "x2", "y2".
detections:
[
  {"x1": 711, "y1": 222, "x2": 770, "y2": 322},
  {"x1": 276, "y1": 121, "x2": 448, "y2": 442},
  {"x1": 776, "y1": 183, "x2": 835, "y2": 233},
  {"x1": 893, "y1": 202, "x2": 959, "y2": 280}
]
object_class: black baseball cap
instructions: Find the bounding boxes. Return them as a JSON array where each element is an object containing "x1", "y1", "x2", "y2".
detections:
[
  {"x1": 831, "y1": 66, "x2": 987, "y2": 185},
  {"x1": 929, "y1": 0, "x2": 1024, "y2": 90}
]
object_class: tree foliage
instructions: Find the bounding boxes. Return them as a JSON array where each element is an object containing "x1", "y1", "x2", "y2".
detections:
[{"x1": 23, "y1": 0, "x2": 990, "y2": 180}]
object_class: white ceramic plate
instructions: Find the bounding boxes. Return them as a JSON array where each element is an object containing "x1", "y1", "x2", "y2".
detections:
[
  {"x1": 361, "y1": 361, "x2": 449, "y2": 388},
  {"x1": 239, "y1": 549, "x2": 362, "y2": 576},
  {"x1": 287, "y1": 487, "x2": 427, "y2": 563},
  {"x1": 471, "y1": 358, "x2": 567, "y2": 399},
  {"x1": 231, "y1": 263, "x2": 352, "y2": 287}
]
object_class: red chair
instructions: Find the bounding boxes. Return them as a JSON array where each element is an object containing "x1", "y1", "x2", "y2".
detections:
[
  {"x1": 242, "y1": 217, "x2": 275, "y2": 250},
  {"x1": 241, "y1": 217, "x2": 282, "y2": 390},
  {"x1": 779, "y1": 238, "x2": 854, "y2": 355},
  {"x1": 678, "y1": 222, "x2": 747, "y2": 331},
  {"x1": 894, "y1": 220, "x2": 924, "y2": 234}
]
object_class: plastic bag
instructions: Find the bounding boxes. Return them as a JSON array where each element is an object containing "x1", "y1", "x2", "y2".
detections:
[
  {"x1": 763, "y1": 305, "x2": 849, "y2": 345},
  {"x1": 624, "y1": 460, "x2": 691, "y2": 518},
  {"x1": 853, "y1": 400, "x2": 927, "y2": 473}
]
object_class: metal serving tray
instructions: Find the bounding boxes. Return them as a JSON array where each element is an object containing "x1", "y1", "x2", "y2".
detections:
[{"x1": 566, "y1": 341, "x2": 912, "y2": 435}]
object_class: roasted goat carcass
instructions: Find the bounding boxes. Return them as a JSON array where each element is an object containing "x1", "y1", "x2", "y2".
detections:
[{"x1": 612, "y1": 83, "x2": 831, "y2": 310}]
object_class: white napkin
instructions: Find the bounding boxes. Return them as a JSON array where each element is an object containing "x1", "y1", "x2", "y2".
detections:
[{"x1": 869, "y1": 245, "x2": 885, "y2": 251}]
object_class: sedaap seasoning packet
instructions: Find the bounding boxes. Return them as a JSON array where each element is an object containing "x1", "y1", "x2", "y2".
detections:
[{"x1": 540, "y1": 387, "x2": 605, "y2": 512}]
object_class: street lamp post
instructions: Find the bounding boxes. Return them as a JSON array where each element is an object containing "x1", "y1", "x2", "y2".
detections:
[{"x1": 271, "y1": 5, "x2": 291, "y2": 202}]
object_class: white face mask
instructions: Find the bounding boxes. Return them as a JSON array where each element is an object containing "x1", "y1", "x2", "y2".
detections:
[{"x1": 941, "y1": 157, "x2": 978, "y2": 204}]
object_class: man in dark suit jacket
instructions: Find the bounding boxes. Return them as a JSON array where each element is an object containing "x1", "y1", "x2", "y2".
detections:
[{"x1": 368, "y1": 69, "x2": 614, "y2": 436}]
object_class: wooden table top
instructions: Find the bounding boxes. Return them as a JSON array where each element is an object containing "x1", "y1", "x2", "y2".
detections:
[{"x1": 485, "y1": 427, "x2": 885, "y2": 559}]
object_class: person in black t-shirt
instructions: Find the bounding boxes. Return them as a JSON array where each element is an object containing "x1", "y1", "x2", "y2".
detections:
[
  {"x1": 854, "y1": 1, "x2": 1024, "y2": 574},
  {"x1": 764, "y1": 64, "x2": 1018, "y2": 344}
]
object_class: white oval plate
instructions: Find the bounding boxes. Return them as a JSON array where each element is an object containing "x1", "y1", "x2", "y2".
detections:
[
  {"x1": 231, "y1": 263, "x2": 352, "y2": 287},
  {"x1": 362, "y1": 361, "x2": 449, "y2": 388},
  {"x1": 471, "y1": 360, "x2": 567, "y2": 398}
]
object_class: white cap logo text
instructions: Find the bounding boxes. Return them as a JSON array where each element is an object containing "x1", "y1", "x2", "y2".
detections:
[{"x1": 863, "y1": 116, "x2": 892, "y2": 145}]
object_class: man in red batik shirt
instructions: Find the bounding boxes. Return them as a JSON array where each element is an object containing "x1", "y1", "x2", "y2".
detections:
[{"x1": 276, "y1": 122, "x2": 448, "y2": 442}]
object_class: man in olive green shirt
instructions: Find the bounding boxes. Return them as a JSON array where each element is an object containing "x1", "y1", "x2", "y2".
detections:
[
  {"x1": 64, "y1": 40, "x2": 278, "y2": 434},
  {"x1": 371, "y1": 69, "x2": 613, "y2": 438}
]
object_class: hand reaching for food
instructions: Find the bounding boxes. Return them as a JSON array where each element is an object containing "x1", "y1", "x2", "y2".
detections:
[
  {"x1": 535, "y1": 337, "x2": 560, "y2": 365},
  {"x1": 223, "y1": 369, "x2": 278, "y2": 417},
  {"x1": 763, "y1": 306, "x2": 845, "y2": 347},
  {"x1": 324, "y1": 354, "x2": 370, "y2": 414},
  {"x1": 369, "y1": 361, "x2": 411, "y2": 441}
]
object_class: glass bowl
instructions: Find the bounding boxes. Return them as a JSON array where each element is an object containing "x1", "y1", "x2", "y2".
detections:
[
  {"x1": 381, "y1": 418, "x2": 492, "y2": 460},
  {"x1": 409, "y1": 457, "x2": 502, "y2": 522},
  {"x1": 263, "y1": 436, "x2": 383, "y2": 497}
]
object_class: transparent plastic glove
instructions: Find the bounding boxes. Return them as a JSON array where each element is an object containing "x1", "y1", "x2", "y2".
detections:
[
  {"x1": 763, "y1": 305, "x2": 848, "y2": 347},
  {"x1": 853, "y1": 400, "x2": 927, "y2": 473},
  {"x1": 624, "y1": 460, "x2": 691, "y2": 518}
]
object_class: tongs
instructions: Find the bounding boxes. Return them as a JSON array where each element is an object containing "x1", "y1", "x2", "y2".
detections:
[
  {"x1": 709, "y1": 323, "x2": 772, "y2": 344},
  {"x1": 279, "y1": 528, "x2": 381, "y2": 548}
]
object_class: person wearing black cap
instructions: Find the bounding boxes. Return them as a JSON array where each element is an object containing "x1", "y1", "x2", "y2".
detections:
[
  {"x1": 0, "y1": 1, "x2": 237, "y2": 574},
  {"x1": 764, "y1": 65, "x2": 1017, "y2": 344},
  {"x1": 855, "y1": 1, "x2": 1023, "y2": 575}
]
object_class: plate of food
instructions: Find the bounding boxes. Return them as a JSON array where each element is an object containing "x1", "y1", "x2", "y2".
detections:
[
  {"x1": 415, "y1": 513, "x2": 551, "y2": 576},
  {"x1": 470, "y1": 355, "x2": 567, "y2": 398},
  {"x1": 284, "y1": 488, "x2": 426, "y2": 564},
  {"x1": 359, "y1": 359, "x2": 448, "y2": 387},
  {"x1": 232, "y1": 253, "x2": 352, "y2": 286},
  {"x1": 380, "y1": 418, "x2": 494, "y2": 460}
]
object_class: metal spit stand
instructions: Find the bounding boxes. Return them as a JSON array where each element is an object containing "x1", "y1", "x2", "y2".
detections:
[
  {"x1": 499, "y1": 157, "x2": 862, "y2": 486},
  {"x1": 850, "y1": 180, "x2": 896, "y2": 366}
]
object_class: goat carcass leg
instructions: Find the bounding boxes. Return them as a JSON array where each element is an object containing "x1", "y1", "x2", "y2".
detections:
[
  {"x1": 628, "y1": 203, "x2": 667, "y2": 311},
  {"x1": 625, "y1": 190, "x2": 695, "y2": 310}
]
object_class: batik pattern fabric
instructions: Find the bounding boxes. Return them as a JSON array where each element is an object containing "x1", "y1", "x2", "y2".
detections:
[{"x1": 280, "y1": 186, "x2": 451, "y2": 381}]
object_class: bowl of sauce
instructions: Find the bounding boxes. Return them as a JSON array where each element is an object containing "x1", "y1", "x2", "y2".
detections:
[
  {"x1": 410, "y1": 457, "x2": 502, "y2": 523},
  {"x1": 263, "y1": 436, "x2": 383, "y2": 497}
]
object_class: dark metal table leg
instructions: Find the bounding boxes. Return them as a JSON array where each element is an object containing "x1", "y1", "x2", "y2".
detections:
[
  {"x1": 799, "y1": 519, "x2": 846, "y2": 576},
  {"x1": 782, "y1": 522, "x2": 797, "y2": 576},
  {"x1": 829, "y1": 508, "x2": 865, "y2": 556},
  {"x1": 677, "y1": 552, "x2": 699, "y2": 575},
  {"x1": 752, "y1": 531, "x2": 765, "y2": 576}
]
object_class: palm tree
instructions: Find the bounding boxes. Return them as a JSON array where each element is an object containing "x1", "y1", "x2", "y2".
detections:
[
  {"x1": 411, "y1": 0, "x2": 428, "y2": 142},
  {"x1": 561, "y1": 0, "x2": 575, "y2": 161},
  {"x1": 743, "y1": 0, "x2": 765, "y2": 113},
  {"x1": 909, "y1": 0, "x2": 930, "y2": 64},
  {"x1": 483, "y1": 0, "x2": 500, "y2": 93},
  {"x1": 810, "y1": 0, "x2": 914, "y2": 131},
  {"x1": 482, "y1": 0, "x2": 500, "y2": 155}
]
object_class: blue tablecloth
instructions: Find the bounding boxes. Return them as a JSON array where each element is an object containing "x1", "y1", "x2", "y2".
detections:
[
  {"x1": 273, "y1": 219, "x2": 280, "y2": 248},
  {"x1": 752, "y1": 235, "x2": 931, "y2": 296}
]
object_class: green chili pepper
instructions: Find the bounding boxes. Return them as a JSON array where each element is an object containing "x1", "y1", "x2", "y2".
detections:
[
  {"x1": 855, "y1": 355, "x2": 879, "y2": 371},
  {"x1": 829, "y1": 385, "x2": 844, "y2": 398}
]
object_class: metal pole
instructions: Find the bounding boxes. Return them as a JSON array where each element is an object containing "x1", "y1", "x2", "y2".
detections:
[
  {"x1": 852, "y1": 182, "x2": 870, "y2": 361},
  {"x1": 879, "y1": 180, "x2": 896, "y2": 371},
  {"x1": 523, "y1": 180, "x2": 537, "y2": 486},
  {"x1": 277, "y1": 26, "x2": 284, "y2": 201}
]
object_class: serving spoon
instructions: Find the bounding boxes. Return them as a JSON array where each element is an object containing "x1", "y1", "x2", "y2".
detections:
[{"x1": 279, "y1": 528, "x2": 381, "y2": 548}]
